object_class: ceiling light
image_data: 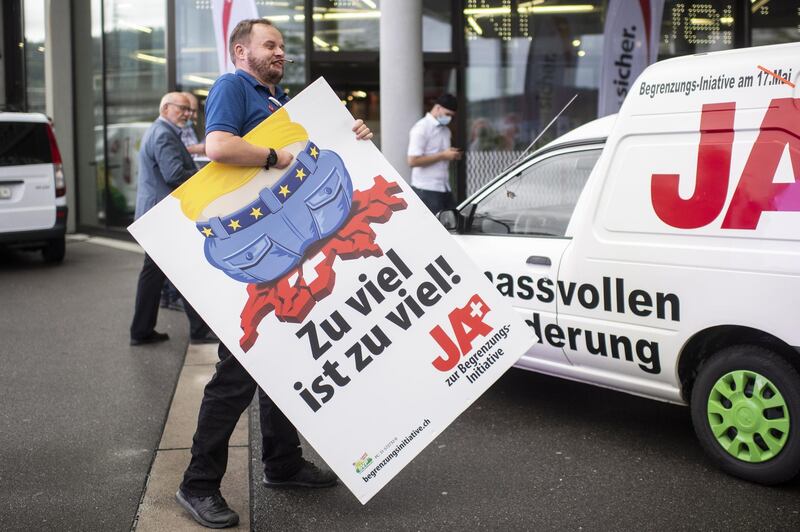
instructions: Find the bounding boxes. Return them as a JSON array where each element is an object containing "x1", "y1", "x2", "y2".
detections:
[
  {"x1": 184, "y1": 74, "x2": 217, "y2": 85},
  {"x1": 134, "y1": 52, "x2": 166, "y2": 64},
  {"x1": 313, "y1": 36, "x2": 330, "y2": 48},
  {"x1": 318, "y1": 11, "x2": 381, "y2": 20},
  {"x1": 463, "y1": 7, "x2": 510, "y2": 17},
  {"x1": 523, "y1": 5, "x2": 596, "y2": 14},
  {"x1": 465, "y1": 4, "x2": 596, "y2": 17},
  {"x1": 572, "y1": 39, "x2": 581, "y2": 47},
  {"x1": 118, "y1": 20, "x2": 153, "y2": 33},
  {"x1": 180, "y1": 47, "x2": 216, "y2": 53}
]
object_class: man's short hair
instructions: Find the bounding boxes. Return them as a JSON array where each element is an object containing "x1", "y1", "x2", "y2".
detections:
[
  {"x1": 229, "y1": 18, "x2": 275, "y2": 63},
  {"x1": 160, "y1": 92, "x2": 187, "y2": 111},
  {"x1": 436, "y1": 93, "x2": 458, "y2": 112}
]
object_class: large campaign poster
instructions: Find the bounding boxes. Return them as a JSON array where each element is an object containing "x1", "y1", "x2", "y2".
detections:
[{"x1": 128, "y1": 79, "x2": 532, "y2": 504}]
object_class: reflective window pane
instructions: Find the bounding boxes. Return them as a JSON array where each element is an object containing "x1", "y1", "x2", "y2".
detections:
[
  {"x1": 751, "y1": 1, "x2": 800, "y2": 47},
  {"x1": 23, "y1": 0, "x2": 46, "y2": 113},
  {"x1": 103, "y1": 0, "x2": 167, "y2": 227},
  {"x1": 74, "y1": 0, "x2": 106, "y2": 228},
  {"x1": 659, "y1": 1, "x2": 735, "y2": 60},
  {"x1": 312, "y1": 61, "x2": 380, "y2": 145},
  {"x1": 312, "y1": 0, "x2": 380, "y2": 52},
  {"x1": 175, "y1": 1, "x2": 217, "y2": 98},
  {"x1": 464, "y1": 0, "x2": 603, "y2": 195},
  {"x1": 423, "y1": 0, "x2": 451, "y2": 52}
]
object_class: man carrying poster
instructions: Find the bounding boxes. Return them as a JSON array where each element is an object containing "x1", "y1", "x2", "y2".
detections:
[{"x1": 175, "y1": 19, "x2": 373, "y2": 528}]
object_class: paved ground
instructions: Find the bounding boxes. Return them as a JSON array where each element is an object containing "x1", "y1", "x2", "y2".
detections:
[
  {"x1": 135, "y1": 343, "x2": 249, "y2": 532},
  {"x1": 0, "y1": 239, "x2": 186, "y2": 531},
  {"x1": 250, "y1": 370, "x2": 800, "y2": 531}
]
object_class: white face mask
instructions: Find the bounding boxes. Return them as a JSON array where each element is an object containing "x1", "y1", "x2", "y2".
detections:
[{"x1": 436, "y1": 114, "x2": 452, "y2": 126}]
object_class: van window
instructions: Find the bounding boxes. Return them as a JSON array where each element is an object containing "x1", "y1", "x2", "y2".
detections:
[
  {"x1": 0, "y1": 122, "x2": 52, "y2": 166},
  {"x1": 465, "y1": 148, "x2": 602, "y2": 237}
]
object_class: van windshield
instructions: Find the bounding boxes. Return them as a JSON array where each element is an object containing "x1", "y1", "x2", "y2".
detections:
[{"x1": 0, "y1": 122, "x2": 52, "y2": 166}]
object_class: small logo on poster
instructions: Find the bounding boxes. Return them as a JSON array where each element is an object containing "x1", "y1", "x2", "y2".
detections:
[
  {"x1": 353, "y1": 452, "x2": 373, "y2": 473},
  {"x1": 430, "y1": 294, "x2": 494, "y2": 372}
]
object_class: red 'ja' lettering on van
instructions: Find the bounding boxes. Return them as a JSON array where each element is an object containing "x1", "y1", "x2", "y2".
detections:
[{"x1": 651, "y1": 97, "x2": 800, "y2": 230}]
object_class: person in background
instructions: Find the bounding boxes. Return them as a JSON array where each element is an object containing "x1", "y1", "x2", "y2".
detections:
[
  {"x1": 180, "y1": 91, "x2": 208, "y2": 168},
  {"x1": 129, "y1": 92, "x2": 218, "y2": 346},
  {"x1": 160, "y1": 91, "x2": 208, "y2": 311},
  {"x1": 407, "y1": 93, "x2": 461, "y2": 214}
]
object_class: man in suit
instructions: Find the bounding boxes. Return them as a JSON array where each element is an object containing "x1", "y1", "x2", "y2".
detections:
[{"x1": 129, "y1": 92, "x2": 217, "y2": 346}]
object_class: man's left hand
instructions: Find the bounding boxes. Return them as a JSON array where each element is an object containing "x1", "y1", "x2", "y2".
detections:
[{"x1": 353, "y1": 119, "x2": 373, "y2": 141}]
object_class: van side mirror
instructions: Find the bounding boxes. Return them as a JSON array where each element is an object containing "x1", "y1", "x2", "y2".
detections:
[{"x1": 437, "y1": 209, "x2": 460, "y2": 231}]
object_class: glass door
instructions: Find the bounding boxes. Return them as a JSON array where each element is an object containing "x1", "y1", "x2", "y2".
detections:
[
  {"x1": 74, "y1": 0, "x2": 106, "y2": 229},
  {"x1": 102, "y1": 0, "x2": 167, "y2": 228}
]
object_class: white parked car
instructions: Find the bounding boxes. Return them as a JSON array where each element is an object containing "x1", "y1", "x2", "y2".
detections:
[
  {"x1": 441, "y1": 43, "x2": 800, "y2": 485},
  {"x1": 0, "y1": 112, "x2": 67, "y2": 262}
]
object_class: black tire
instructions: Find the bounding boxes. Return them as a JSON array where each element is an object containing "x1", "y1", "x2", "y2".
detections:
[
  {"x1": 690, "y1": 345, "x2": 800, "y2": 485},
  {"x1": 42, "y1": 237, "x2": 65, "y2": 263}
]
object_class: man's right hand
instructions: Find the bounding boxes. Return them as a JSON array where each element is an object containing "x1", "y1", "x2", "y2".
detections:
[
  {"x1": 273, "y1": 148, "x2": 294, "y2": 169},
  {"x1": 440, "y1": 147, "x2": 463, "y2": 161}
]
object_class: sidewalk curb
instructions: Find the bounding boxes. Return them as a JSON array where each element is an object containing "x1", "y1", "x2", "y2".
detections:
[{"x1": 132, "y1": 344, "x2": 250, "y2": 531}]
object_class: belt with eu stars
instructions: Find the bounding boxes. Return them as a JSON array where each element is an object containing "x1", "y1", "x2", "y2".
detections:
[{"x1": 196, "y1": 141, "x2": 321, "y2": 239}]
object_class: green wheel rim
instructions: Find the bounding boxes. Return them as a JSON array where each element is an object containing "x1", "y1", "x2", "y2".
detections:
[{"x1": 707, "y1": 370, "x2": 790, "y2": 463}]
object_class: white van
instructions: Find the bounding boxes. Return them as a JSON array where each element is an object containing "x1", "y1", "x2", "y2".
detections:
[
  {"x1": 0, "y1": 113, "x2": 67, "y2": 262},
  {"x1": 442, "y1": 43, "x2": 800, "y2": 484}
]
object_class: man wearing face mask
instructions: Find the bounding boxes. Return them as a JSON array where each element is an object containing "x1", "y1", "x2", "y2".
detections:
[{"x1": 407, "y1": 93, "x2": 461, "y2": 214}]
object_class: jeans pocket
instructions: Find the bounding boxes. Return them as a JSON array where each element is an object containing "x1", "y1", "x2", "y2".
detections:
[
  {"x1": 219, "y1": 234, "x2": 300, "y2": 283},
  {"x1": 305, "y1": 165, "x2": 352, "y2": 238}
]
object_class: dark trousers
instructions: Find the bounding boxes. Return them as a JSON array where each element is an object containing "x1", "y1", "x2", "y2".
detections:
[
  {"x1": 411, "y1": 186, "x2": 455, "y2": 215},
  {"x1": 180, "y1": 343, "x2": 303, "y2": 496},
  {"x1": 130, "y1": 253, "x2": 209, "y2": 341}
]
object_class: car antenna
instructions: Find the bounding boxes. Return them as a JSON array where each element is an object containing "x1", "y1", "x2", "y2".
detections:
[{"x1": 501, "y1": 93, "x2": 578, "y2": 175}]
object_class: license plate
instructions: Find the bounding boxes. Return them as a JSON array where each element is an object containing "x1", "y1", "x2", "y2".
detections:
[{"x1": 0, "y1": 186, "x2": 10, "y2": 199}]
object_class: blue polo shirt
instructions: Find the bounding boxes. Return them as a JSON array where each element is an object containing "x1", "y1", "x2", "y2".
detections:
[{"x1": 205, "y1": 69, "x2": 290, "y2": 137}]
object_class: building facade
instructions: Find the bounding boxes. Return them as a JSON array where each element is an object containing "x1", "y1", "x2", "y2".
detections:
[{"x1": 1, "y1": 0, "x2": 797, "y2": 235}]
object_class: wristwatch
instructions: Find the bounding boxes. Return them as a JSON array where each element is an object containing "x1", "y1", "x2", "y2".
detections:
[{"x1": 265, "y1": 148, "x2": 278, "y2": 170}]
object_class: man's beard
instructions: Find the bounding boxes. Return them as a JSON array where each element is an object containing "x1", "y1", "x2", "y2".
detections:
[{"x1": 248, "y1": 55, "x2": 283, "y2": 85}]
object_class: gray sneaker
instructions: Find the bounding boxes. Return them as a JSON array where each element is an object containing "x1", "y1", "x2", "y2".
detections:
[
  {"x1": 175, "y1": 489, "x2": 239, "y2": 529},
  {"x1": 262, "y1": 459, "x2": 338, "y2": 488}
]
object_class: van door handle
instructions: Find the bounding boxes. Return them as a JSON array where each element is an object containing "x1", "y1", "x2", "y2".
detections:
[{"x1": 526, "y1": 255, "x2": 551, "y2": 266}]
